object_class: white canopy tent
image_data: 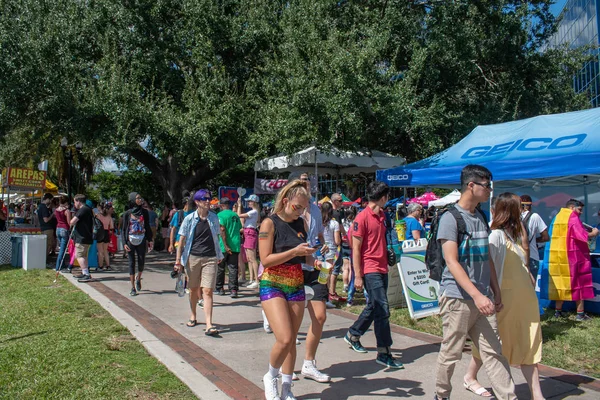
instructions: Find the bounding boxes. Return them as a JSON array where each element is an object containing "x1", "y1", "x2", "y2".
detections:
[
  {"x1": 428, "y1": 190, "x2": 461, "y2": 208},
  {"x1": 254, "y1": 146, "x2": 405, "y2": 175}
]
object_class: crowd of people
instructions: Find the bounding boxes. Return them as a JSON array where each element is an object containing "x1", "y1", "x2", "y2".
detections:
[{"x1": 4, "y1": 162, "x2": 600, "y2": 400}]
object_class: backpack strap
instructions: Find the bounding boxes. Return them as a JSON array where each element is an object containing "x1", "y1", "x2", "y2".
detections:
[
  {"x1": 522, "y1": 210, "x2": 533, "y2": 242},
  {"x1": 448, "y1": 206, "x2": 469, "y2": 245}
]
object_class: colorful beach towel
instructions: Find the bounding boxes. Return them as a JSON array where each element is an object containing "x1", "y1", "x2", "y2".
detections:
[{"x1": 540, "y1": 208, "x2": 593, "y2": 301}]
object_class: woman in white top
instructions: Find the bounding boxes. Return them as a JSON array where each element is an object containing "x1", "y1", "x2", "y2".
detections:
[
  {"x1": 321, "y1": 202, "x2": 341, "y2": 265},
  {"x1": 237, "y1": 194, "x2": 261, "y2": 288}
]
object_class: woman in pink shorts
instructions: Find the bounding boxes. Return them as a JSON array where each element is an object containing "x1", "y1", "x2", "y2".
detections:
[{"x1": 237, "y1": 194, "x2": 261, "y2": 288}]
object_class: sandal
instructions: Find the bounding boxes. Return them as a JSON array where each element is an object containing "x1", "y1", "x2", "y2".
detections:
[
  {"x1": 205, "y1": 326, "x2": 219, "y2": 336},
  {"x1": 464, "y1": 380, "x2": 492, "y2": 397},
  {"x1": 186, "y1": 319, "x2": 197, "y2": 327}
]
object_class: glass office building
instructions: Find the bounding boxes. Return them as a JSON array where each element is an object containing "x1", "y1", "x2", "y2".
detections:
[{"x1": 548, "y1": 0, "x2": 600, "y2": 106}]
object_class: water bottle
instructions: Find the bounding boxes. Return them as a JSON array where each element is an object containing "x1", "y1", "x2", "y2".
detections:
[
  {"x1": 314, "y1": 239, "x2": 324, "y2": 261},
  {"x1": 176, "y1": 273, "x2": 185, "y2": 297}
]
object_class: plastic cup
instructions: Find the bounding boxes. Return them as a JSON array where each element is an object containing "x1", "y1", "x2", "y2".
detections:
[{"x1": 317, "y1": 261, "x2": 332, "y2": 285}]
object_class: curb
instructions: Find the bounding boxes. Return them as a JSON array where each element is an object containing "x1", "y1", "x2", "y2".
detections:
[{"x1": 62, "y1": 272, "x2": 230, "y2": 400}]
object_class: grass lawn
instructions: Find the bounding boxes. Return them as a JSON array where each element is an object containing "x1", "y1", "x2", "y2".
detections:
[
  {"x1": 0, "y1": 266, "x2": 197, "y2": 400},
  {"x1": 340, "y1": 282, "x2": 600, "y2": 378}
]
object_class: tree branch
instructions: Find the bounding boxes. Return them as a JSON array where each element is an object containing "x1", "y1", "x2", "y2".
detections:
[
  {"x1": 126, "y1": 144, "x2": 164, "y2": 177},
  {"x1": 472, "y1": 61, "x2": 498, "y2": 87}
]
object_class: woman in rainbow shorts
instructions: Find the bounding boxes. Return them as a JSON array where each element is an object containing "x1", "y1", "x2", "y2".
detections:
[{"x1": 258, "y1": 180, "x2": 317, "y2": 400}]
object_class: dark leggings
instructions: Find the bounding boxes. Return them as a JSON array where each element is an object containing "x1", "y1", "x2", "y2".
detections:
[{"x1": 128, "y1": 240, "x2": 147, "y2": 276}]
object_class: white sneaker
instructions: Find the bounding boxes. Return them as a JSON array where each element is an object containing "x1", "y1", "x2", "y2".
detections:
[
  {"x1": 295, "y1": 338, "x2": 300, "y2": 345},
  {"x1": 263, "y1": 372, "x2": 280, "y2": 400},
  {"x1": 301, "y1": 360, "x2": 331, "y2": 383},
  {"x1": 325, "y1": 301, "x2": 336, "y2": 309},
  {"x1": 247, "y1": 281, "x2": 259, "y2": 289},
  {"x1": 281, "y1": 383, "x2": 297, "y2": 400},
  {"x1": 262, "y1": 310, "x2": 272, "y2": 333}
]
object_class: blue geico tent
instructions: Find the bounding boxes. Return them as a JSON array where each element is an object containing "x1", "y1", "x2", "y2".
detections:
[{"x1": 377, "y1": 108, "x2": 600, "y2": 189}]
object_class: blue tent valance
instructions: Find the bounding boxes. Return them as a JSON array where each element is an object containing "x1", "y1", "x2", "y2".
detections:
[{"x1": 377, "y1": 108, "x2": 600, "y2": 188}]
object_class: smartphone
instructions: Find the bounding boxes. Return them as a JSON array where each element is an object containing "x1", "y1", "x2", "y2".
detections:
[{"x1": 312, "y1": 244, "x2": 321, "y2": 249}]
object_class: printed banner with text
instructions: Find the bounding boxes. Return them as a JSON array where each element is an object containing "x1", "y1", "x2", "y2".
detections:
[
  {"x1": 398, "y1": 240, "x2": 440, "y2": 319},
  {"x1": 3, "y1": 167, "x2": 46, "y2": 189}
]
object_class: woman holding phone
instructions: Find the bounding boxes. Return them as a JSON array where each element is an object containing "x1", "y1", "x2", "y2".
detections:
[{"x1": 259, "y1": 180, "x2": 316, "y2": 400}]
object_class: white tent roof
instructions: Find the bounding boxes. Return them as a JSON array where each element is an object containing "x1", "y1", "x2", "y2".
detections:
[
  {"x1": 254, "y1": 146, "x2": 405, "y2": 174},
  {"x1": 428, "y1": 190, "x2": 461, "y2": 208}
]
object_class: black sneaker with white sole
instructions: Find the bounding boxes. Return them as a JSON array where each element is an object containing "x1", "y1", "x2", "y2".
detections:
[
  {"x1": 135, "y1": 279, "x2": 142, "y2": 291},
  {"x1": 73, "y1": 273, "x2": 86, "y2": 279},
  {"x1": 130, "y1": 288, "x2": 137, "y2": 296},
  {"x1": 77, "y1": 274, "x2": 92, "y2": 283}
]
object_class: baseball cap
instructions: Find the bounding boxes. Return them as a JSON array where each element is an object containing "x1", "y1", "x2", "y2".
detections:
[
  {"x1": 220, "y1": 197, "x2": 230, "y2": 204},
  {"x1": 245, "y1": 194, "x2": 260, "y2": 203}
]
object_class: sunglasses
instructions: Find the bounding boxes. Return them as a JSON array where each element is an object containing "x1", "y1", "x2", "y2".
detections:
[
  {"x1": 471, "y1": 181, "x2": 493, "y2": 189},
  {"x1": 198, "y1": 197, "x2": 211, "y2": 202}
]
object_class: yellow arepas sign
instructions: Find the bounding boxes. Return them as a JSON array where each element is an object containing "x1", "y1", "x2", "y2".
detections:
[{"x1": 4, "y1": 167, "x2": 47, "y2": 189}]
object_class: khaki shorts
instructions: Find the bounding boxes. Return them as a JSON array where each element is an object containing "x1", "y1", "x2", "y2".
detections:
[
  {"x1": 75, "y1": 243, "x2": 90, "y2": 259},
  {"x1": 186, "y1": 255, "x2": 217, "y2": 289}
]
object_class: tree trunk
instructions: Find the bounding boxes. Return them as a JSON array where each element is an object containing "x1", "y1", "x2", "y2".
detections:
[{"x1": 126, "y1": 144, "x2": 213, "y2": 206}]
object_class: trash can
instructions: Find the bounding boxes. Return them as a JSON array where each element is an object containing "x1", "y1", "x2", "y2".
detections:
[
  {"x1": 22, "y1": 235, "x2": 47, "y2": 271},
  {"x1": 10, "y1": 235, "x2": 23, "y2": 267}
]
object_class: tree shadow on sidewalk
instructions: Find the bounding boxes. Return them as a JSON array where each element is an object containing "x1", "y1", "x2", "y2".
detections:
[
  {"x1": 300, "y1": 358, "x2": 424, "y2": 399},
  {"x1": 514, "y1": 377, "x2": 585, "y2": 400}
]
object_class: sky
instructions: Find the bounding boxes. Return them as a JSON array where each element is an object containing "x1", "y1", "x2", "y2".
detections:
[{"x1": 551, "y1": 0, "x2": 569, "y2": 16}]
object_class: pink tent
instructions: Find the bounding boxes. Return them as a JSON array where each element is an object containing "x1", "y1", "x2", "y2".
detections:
[{"x1": 407, "y1": 192, "x2": 439, "y2": 206}]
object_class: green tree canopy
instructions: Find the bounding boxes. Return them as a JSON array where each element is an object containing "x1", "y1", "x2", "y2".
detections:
[{"x1": 0, "y1": 0, "x2": 590, "y2": 202}]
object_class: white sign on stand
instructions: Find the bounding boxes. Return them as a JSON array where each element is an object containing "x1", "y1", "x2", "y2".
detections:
[{"x1": 398, "y1": 239, "x2": 441, "y2": 319}]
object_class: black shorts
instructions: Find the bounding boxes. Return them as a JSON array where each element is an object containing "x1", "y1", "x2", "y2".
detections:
[{"x1": 303, "y1": 269, "x2": 328, "y2": 302}]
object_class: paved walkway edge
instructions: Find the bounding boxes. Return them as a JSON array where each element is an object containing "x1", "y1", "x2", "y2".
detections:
[
  {"x1": 62, "y1": 274, "x2": 230, "y2": 400},
  {"x1": 330, "y1": 308, "x2": 600, "y2": 393}
]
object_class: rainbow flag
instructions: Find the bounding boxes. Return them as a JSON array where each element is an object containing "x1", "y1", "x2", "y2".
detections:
[{"x1": 540, "y1": 208, "x2": 594, "y2": 301}]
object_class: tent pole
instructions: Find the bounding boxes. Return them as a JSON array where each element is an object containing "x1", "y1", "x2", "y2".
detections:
[
  {"x1": 584, "y1": 176, "x2": 589, "y2": 224},
  {"x1": 490, "y1": 182, "x2": 494, "y2": 223},
  {"x1": 314, "y1": 150, "x2": 318, "y2": 197}
]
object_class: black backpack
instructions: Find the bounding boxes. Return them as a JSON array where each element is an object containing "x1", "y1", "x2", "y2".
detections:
[
  {"x1": 93, "y1": 216, "x2": 107, "y2": 242},
  {"x1": 425, "y1": 204, "x2": 490, "y2": 281}
]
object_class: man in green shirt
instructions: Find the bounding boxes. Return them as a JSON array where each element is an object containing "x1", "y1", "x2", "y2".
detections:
[{"x1": 215, "y1": 197, "x2": 243, "y2": 298}]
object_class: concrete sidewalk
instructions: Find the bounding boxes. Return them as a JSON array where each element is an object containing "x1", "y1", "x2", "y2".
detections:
[{"x1": 65, "y1": 252, "x2": 600, "y2": 399}]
